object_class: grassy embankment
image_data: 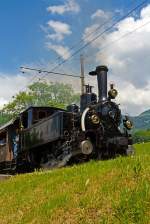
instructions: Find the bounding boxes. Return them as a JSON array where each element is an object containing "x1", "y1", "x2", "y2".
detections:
[
  {"x1": 0, "y1": 143, "x2": 150, "y2": 224},
  {"x1": 133, "y1": 130, "x2": 150, "y2": 143}
]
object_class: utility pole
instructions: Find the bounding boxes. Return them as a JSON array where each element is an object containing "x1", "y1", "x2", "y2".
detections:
[{"x1": 80, "y1": 54, "x2": 85, "y2": 95}]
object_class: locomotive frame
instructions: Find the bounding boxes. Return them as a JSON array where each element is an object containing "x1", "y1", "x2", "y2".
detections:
[{"x1": 0, "y1": 65, "x2": 134, "y2": 173}]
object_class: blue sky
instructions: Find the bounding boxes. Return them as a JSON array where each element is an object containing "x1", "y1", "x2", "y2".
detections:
[
  {"x1": 0, "y1": 0, "x2": 139, "y2": 73},
  {"x1": 0, "y1": 0, "x2": 47, "y2": 72},
  {"x1": 0, "y1": 0, "x2": 150, "y2": 115}
]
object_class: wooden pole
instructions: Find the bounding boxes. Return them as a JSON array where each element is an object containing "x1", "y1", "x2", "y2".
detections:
[{"x1": 80, "y1": 54, "x2": 85, "y2": 95}]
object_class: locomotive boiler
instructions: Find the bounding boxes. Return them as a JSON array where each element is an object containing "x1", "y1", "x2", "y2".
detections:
[{"x1": 0, "y1": 65, "x2": 134, "y2": 173}]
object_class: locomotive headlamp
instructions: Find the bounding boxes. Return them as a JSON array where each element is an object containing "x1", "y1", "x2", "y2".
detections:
[
  {"x1": 91, "y1": 114, "x2": 100, "y2": 124},
  {"x1": 108, "y1": 83, "x2": 118, "y2": 99},
  {"x1": 123, "y1": 116, "x2": 133, "y2": 130},
  {"x1": 124, "y1": 120, "x2": 133, "y2": 130}
]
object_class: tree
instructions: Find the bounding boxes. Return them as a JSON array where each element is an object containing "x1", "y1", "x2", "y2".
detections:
[
  {"x1": 2, "y1": 91, "x2": 35, "y2": 117},
  {"x1": 0, "y1": 81, "x2": 80, "y2": 123}
]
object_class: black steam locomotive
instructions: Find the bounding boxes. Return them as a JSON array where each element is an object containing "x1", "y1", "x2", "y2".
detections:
[{"x1": 0, "y1": 65, "x2": 134, "y2": 173}]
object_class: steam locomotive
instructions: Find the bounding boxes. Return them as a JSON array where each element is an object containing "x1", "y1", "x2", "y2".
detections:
[{"x1": 0, "y1": 65, "x2": 134, "y2": 173}]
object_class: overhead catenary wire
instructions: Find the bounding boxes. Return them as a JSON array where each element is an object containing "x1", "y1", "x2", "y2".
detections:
[
  {"x1": 44, "y1": 0, "x2": 144, "y2": 65},
  {"x1": 20, "y1": 0, "x2": 149, "y2": 91},
  {"x1": 20, "y1": 66, "x2": 81, "y2": 78},
  {"x1": 21, "y1": 19, "x2": 150, "y2": 94},
  {"x1": 84, "y1": 19, "x2": 150, "y2": 62},
  {"x1": 31, "y1": 0, "x2": 141, "y2": 81},
  {"x1": 40, "y1": 0, "x2": 148, "y2": 78}
]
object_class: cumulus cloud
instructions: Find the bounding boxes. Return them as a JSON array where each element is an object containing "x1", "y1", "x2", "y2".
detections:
[
  {"x1": 47, "y1": 20, "x2": 71, "y2": 35},
  {"x1": 83, "y1": 9, "x2": 112, "y2": 43},
  {"x1": 83, "y1": 24, "x2": 100, "y2": 43},
  {"x1": 83, "y1": 4, "x2": 150, "y2": 115},
  {"x1": 0, "y1": 98, "x2": 8, "y2": 109},
  {"x1": 47, "y1": 20, "x2": 72, "y2": 41},
  {"x1": 0, "y1": 73, "x2": 30, "y2": 108},
  {"x1": 43, "y1": 21, "x2": 72, "y2": 59},
  {"x1": 117, "y1": 82, "x2": 150, "y2": 115},
  {"x1": 95, "y1": 12, "x2": 150, "y2": 87},
  {"x1": 47, "y1": 0, "x2": 80, "y2": 15},
  {"x1": 43, "y1": 20, "x2": 72, "y2": 59},
  {"x1": 44, "y1": 4, "x2": 75, "y2": 57},
  {"x1": 46, "y1": 33, "x2": 64, "y2": 42},
  {"x1": 46, "y1": 43, "x2": 71, "y2": 60},
  {"x1": 91, "y1": 9, "x2": 111, "y2": 20}
]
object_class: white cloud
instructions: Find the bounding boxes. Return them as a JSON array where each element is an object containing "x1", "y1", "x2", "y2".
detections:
[
  {"x1": 47, "y1": 20, "x2": 71, "y2": 35},
  {"x1": 118, "y1": 82, "x2": 150, "y2": 115},
  {"x1": 83, "y1": 9, "x2": 112, "y2": 44},
  {"x1": 46, "y1": 43, "x2": 71, "y2": 60},
  {"x1": 91, "y1": 9, "x2": 111, "y2": 20},
  {"x1": 47, "y1": 33, "x2": 64, "y2": 42},
  {"x1": 0, "y1": 73, "x2": 30, "y2": 108},
  {"x1": 47, "y1": 0, "x2": 80, "y2": 15},
  {"x1": 47, "y1": 20, "x2": 72, "y2": 41},
  {"x1": 0, "y1": 98, "x2": 8, "y2": 109},
  {"x1": 83, "y1": 4, "x2": 150, "y2": 115},
  {"x1": 141, "y1": 4, "x2": 150, "y2": 18},
  {"x1": 95, "y1": 16, "x2": 150, "y2": 87},
  {"x1": 83, "y1": 24, "x2": 100, "y2": 43}
]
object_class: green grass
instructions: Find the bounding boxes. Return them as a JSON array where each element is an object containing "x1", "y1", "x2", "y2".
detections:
[
  {"x1": 133, "y1": 130, "x2": 150, "y2": 143},
  {"x1": 0, "y1": 143, "x2": 150, "y2": 224}
]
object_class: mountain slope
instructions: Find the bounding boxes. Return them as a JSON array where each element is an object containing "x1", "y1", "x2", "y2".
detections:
[{"x1": 132, "y1": 109, "x2": 150, "y2": 130}]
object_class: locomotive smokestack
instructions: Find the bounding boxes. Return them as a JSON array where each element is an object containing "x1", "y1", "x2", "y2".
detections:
[
  {"x1": 89, "y1": 65, "x2": 108, "y2": 101},
  {"x1": 96, "y1": 65, "x2": 108, "y2": 101}
]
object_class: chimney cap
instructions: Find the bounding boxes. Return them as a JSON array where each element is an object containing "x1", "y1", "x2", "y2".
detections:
[
  {"x1": 96, "y1": 65, "x2": 108, "y2": 72},
  {"x1": 89, "y1": 65, "x2": 108, "y2": 76}
]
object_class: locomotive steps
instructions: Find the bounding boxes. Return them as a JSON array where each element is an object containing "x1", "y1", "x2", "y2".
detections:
[{"x1": 0, "y1": 143, "x2": 150, "y2": 224}]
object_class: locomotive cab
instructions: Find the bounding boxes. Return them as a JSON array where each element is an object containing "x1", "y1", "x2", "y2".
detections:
[{"x1": 19, "y1": 106, "x2": 64, "y2": 129}]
